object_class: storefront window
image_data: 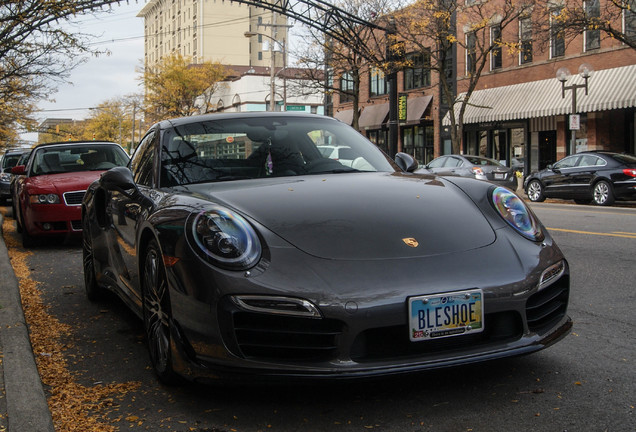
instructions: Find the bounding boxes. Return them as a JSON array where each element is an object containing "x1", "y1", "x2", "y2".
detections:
[
  {"x1": 367, "y1": 130, "x2": 388, "y2": 154},
  {"x1": 403, "y1": 125, "x2": 434, "y2": 165}
]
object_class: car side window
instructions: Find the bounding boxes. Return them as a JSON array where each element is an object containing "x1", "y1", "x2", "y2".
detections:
[
  {"x1": 130, "y1": 130, "x2": 157, "y2": 187},
  {"x1": 427, "y1": 157, "x2": 446, "y2": 168},
  {"x1": 554, "y1": 156, "x2": 578, "y2": 169},
  {"x1": 577, "y1": 155, "x2": 599, "y2": 167},
  {"x1": 445, "y1": 157, "x2": 462, "y2": 167}
]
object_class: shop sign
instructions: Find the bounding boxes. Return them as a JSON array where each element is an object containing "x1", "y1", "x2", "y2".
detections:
[{"x1": 398, "y1": 94, "x2": 408, "y2": 122}]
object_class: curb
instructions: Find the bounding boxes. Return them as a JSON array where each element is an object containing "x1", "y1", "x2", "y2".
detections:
[{"x1": 0, "y1": 213, "x2": 55, "y2": 432}]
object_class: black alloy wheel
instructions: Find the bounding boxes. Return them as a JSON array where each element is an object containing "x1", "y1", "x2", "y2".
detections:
[
  {"x1": 593, "y1": 180, "x2": 615, "y2": 206},
  {"x1": 143, "y1": 239, "x2": 180, "y2": 384},
  {"x1": 526, "y1": 180, "x2": 546, "y2": 202},
  {"x1": 82, "y1": 215, "x2": 104, "y2": 301}
]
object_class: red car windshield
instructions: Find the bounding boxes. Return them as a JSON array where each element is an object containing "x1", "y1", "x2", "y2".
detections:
[{"x1": 31, "y1": 144, "x2": 129, "y2": 175}]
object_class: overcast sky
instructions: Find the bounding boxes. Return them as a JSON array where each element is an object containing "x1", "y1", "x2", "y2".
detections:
[{"x1": 24, "y1": 2, "x2": 146, "y2": 143}]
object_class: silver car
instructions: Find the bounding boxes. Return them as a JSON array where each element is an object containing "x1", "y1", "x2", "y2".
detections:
[{"x1": 418, "y1": 154, "x2": 518, "y2": 190}]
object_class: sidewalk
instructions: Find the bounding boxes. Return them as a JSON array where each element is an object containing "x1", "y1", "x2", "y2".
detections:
[{"x1": 0, "y1": 213, "x2": 55, "y2": 432}]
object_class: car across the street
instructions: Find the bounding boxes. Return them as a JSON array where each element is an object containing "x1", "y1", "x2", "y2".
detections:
[
  {"x1": 417, "y1": 154, "x2": 518, "y2": 190},
  {"x1": 82, "y1": 112, "x2": 571, "y2": 384},
  {"x1": 524, "y1": 151, "x2": 636, "y2": 206},
  {"x1": 12, "y1": 141, "x2": 129, "y2": 246}
]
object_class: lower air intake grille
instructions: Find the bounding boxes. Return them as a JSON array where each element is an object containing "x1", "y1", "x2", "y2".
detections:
[
  {"x1": 526, "y1": 274, "x2": 569, "y2": 334},
  {"x1": 230, "y1": 311, "x2": 345, "y2": 362}
]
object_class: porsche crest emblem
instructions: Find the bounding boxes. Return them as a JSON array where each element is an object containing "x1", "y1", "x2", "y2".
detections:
[{"x1": 402, "y1": 237, "x2": 419, "y2": 248}]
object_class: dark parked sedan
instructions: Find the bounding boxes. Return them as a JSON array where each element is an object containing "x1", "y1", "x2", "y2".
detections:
[
  {"x1": 524, "y1": 151, "x2": 636, "y2": 206},
  {"x1": 417, "y1": 154, "x2": 518, "y2": 190},
  {"x1": 82, "y1": 112, "x2": 571, "y2": 384}
]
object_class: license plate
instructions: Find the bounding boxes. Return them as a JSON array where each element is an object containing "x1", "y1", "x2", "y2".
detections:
[
  {"x1": 409, "y1": 290, "x2": 484, "y2": 341},
  {"x1": 494, "y1": 173, "x2": 505, "y2": 179}
]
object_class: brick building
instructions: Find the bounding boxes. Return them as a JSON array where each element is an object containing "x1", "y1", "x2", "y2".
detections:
[{"x1": 331, "y1": 0, "x2": 636, "y2": 173}]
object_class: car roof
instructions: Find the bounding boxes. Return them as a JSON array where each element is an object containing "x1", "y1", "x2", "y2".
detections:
[
  {"x1": 30, "y1": 141, "x2": 120, "y2": 151},
  {"x1": 159, "y1": 112, "x2": 337, "y2": 129}
]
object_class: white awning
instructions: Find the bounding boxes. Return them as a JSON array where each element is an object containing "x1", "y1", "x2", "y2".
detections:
[{"x1": 445, "y1": 64, "x2": 636, "y2": 125}]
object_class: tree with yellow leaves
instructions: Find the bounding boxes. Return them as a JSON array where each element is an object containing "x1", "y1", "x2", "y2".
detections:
[
  {"x1": 393, "y1": 0, "x2": 534, "y2": 153},
  {"x1": 141, "y1": 53, "x2": 229, "y2": 124},
  {"x1": 0, "y1": 0, "x2": 128, "y2": 148}
]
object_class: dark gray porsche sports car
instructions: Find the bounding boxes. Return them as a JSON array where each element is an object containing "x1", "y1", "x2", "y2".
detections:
[{"x1": 82, "y1": 112, "x2": 571, "y2": 384}]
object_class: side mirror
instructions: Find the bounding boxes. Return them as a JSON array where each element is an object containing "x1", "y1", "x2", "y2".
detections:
[
  {"x1": 546, "y1": 164, "x2": 553, "y2": 170},
  {"x1": 11, "y1": 165, "x2": 25, "y2": 175},
  {"x1": 395, "y1": 152, "x2": 419, "y2": 173},
  {"x1": 99, "y1": 166, "x2": 137, "y2": 195}
]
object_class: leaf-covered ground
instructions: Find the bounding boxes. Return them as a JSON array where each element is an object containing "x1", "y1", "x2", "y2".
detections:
[{"x1": 1, "y1": 208, "x2": 140, "y2": 431}]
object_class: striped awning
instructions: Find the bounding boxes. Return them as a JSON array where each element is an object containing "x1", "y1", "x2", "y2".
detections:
[{"x1": 445, "y1": 64, "x2": 636, "y2": 125}]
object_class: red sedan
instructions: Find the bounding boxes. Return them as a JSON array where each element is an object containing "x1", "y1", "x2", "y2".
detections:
[{"x1": 12, "y1": 141, "x2": 129, "y2": 247}]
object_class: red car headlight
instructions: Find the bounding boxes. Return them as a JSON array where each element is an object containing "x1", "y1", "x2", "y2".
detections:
[{"x1": 29, "y1": 193, "x2": 60, "y2": 204}]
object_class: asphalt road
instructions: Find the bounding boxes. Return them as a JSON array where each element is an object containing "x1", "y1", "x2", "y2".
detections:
[{"x1": 3, "y1": 202, "x2": 636, "y2": 432}]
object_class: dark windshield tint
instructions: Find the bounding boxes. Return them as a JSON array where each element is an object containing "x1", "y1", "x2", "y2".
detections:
[{"x1": 160, "y1": 116, "x2": 395, "y2": 186}]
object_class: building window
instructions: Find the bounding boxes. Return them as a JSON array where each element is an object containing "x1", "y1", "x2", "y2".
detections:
[
  {"x1": 369, "y1": 67, "x2": 387, "y2": 97},
  {"x1": 404, "y1": 51, "x2": 431, "y2": 90},
  {"x1": 466, "y1": 32, "x2": 476, "y2": 75},
  {"x1": 402, "y1": 125, "x2": 434, "y2": 165},
  {"x1": 367, "y1": 130, "x2": 388, "y2": 154},
  {"x1": 626, "y1": 0, "x2": 636, "y2": 44},
  {"x1": 550, "y1": 8, "x2": 565, "y2": 58},
  {"x1": 519, "y1": 18, "x2": 533, "y2": 64},
  {"x1": 340, "y1": 72, "x2": 355, "y2": 103},
  {"x1": 258, "y1": 51, "x2": 262, "y2": 61},
  {"x1": 491, "y1": 24, "x2": 502, "y2": 70},
  {"x1": 585, "y1": 0, "x2": 601, "y2": 51}
]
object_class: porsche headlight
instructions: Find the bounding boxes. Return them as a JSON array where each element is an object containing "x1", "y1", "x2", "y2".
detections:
[
  {"x1": 188, "y1": 206, "x2": 261, "y2": 270},
  {"x1": 491, "y1": 187, "x2": 544, "y2": 241},
  {"x1": 29, "y1": 193, "x2": 60, "y2": 204}
]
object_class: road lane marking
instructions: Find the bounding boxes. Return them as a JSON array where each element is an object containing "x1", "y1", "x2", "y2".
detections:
[{"x1": 547, "y1": 227, "x2": 636, "y2": 239}]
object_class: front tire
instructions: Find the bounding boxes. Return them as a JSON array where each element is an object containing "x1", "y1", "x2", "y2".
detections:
[
  {"x1": 593, "y1": 180, "x2": 615, "y2": 206},
  {"x1": 20, "y1": 210, "x2": 36, "y2": 247},
  {"x1": 143, "y1": 239, "x2": 180, "y2": 384},
  {"x1": 82, "y1": 216, "x2": 104, "y2": 301},
  {"x1": 526, "y1": 180, "x2": 546, "y2": 202}
]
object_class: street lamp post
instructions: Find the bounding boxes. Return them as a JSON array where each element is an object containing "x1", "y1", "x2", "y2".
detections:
[
  {"x1": 556, "y1": 63, "x2": 594, "y2": 154},
  {"x1": 244, "y1": 27, "x2": 288, "y2": 112}
]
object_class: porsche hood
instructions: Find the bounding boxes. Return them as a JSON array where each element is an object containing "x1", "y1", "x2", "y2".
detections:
[{"x1": 189, "y1": 173, "x2": 496, "y2": 260}]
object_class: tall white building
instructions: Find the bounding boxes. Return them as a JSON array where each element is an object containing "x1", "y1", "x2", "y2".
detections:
[{"x1": 137, "y1": 0, "x2": 288, "y2": 68}]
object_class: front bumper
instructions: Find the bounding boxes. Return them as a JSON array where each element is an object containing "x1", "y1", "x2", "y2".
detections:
[
  {"x1": 24, "y1": 203, "x2": 82, "y2": 236},
  {"x1": 162, "y1": 227, "x2": 571, "y2": 382}
]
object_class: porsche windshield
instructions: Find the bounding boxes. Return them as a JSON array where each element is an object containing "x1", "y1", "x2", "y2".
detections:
[{"x1": 160, "y1": 116, "x2": 395, "y2": 186}]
